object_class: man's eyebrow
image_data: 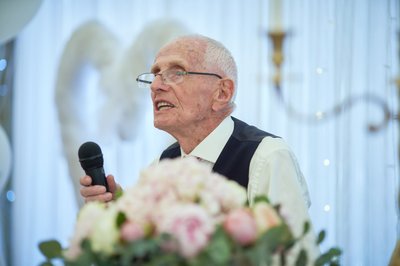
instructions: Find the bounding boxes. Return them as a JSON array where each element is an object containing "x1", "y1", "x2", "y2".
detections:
[
  {"x1": 150, "y1": 66, "x2": 159, "y2": 74},
  {"x1": 151, "y1": 60, "x2": 187, "y2": 73}
]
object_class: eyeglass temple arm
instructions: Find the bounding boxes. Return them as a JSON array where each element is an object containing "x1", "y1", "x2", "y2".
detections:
[{"x1": 186, "y1": 72, "x2": 223, "y2": 79}]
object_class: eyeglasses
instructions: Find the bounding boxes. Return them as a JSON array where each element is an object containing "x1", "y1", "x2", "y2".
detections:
[{"x1": 136, "y1": 68, "x2": 222, "y2": 89}]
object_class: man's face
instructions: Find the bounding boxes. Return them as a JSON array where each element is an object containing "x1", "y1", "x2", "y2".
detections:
[{"x1": 150, "y1": 40, "x2": 219, "y2": 136}]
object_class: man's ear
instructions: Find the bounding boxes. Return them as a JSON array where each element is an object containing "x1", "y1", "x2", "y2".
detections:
[{"x1": 212, "y1": 78, "x2": 235, "y2": 112}]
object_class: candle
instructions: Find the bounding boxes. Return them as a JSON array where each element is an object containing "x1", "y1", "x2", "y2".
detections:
[{"x1": 269, "y1": 0, "x2": 282, "y2": 31}]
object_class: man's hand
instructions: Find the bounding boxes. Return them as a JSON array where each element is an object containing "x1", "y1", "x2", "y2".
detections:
[{"x1": 80, "y1": 174, "x2": 121, "y2": 203}]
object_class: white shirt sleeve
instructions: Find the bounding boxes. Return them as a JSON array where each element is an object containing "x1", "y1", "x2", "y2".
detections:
[{"x1": 248, "y1": 137, "x2": 320, "y2": 264}]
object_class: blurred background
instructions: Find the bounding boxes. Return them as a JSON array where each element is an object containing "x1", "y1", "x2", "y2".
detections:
[{"x1": 0, "y1": 0, "x2": 399, "y2": 265}]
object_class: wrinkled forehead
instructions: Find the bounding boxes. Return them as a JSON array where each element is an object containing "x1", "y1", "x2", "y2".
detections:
[{"x1": 151, "y1": 39, "x2": 206, "y2": 72}]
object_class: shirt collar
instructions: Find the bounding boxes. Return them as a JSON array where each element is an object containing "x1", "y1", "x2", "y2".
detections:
[{"x1": 181, "y1": 116, "x2": 234, "y2": 163}]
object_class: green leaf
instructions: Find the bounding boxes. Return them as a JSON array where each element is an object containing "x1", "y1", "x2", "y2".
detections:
[
  {"x1": 115, "y1": 188, "x2": 124, "y2": 199},
  {"x1": 327, "y1": 247, "x2": 342, "y2": 256},
  {"x1": 39, "y1": 262, "x2": 54, "y2": 266},
  {"x1": 148, "y1": 253, "x2": 183, "y2": 266},
  {"x1": 119, "y1": 237, "x2": 161, "y2": 265},
  {"x1": 260, "y1": 224, "x2": 294, "y2": 251},
  {"x1": 245, "y1": 240, "x2": 272, "y2": 266},
  {"x1": 302, "y1": 221, "x2": 310, "y2": 236},
  {"x1": 202, "y1": 226, "x2": 231, "y2": 265},
  {"x1": 273, "y1": 204, "x2": 281, "y2": 213},
  {"x1": 116, "y1": 211, "x2": 127, "y2": 228},
  {"x1": 253, "y1": 195, "x2": 270, "y2": 204},
  {"x1": 38, "y1": 240, "x2": 63, "y2": 259},
  {"x1": 314, "y1": 247, "x2": 342, "y2": 266},
  {"x1": 208, "y1": 236, "x2": 231, "y2": 264},
  {"x1": 316, "y1": 230, "x2": 326, "y2": 245},
  {"x1": 295, "y1": 249, "x2": 308, "y2": 266},
  {"x1": 67, "y1": 251, "x2": 95, "y2": 266}
]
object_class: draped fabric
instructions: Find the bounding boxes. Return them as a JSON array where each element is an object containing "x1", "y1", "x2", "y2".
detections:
[{"x1": 9, "y1": 0, "x2": 398, "y2": 265}]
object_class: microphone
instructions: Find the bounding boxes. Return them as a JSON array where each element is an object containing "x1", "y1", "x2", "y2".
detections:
[{"x1": 78, "y1": 141, "x2": 109, "y2": 191}]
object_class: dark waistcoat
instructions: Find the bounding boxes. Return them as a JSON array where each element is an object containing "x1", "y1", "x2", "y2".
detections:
[{"x1": 160, "y1": 117, "x2": 278, "y2": 188}]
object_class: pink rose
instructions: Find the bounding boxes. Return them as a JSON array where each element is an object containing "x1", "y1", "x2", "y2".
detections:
[
  {"x1": 253, "y1": 202, "x2": 281, "y2": 234},
  {"x1": 121, "y1": 221, "x2": 145, "y2": 242},
  {"x1": 223, "y1": 209, "x2": 258, "y2": 246},
  {"x1": 157, "y1": 204, "x2": 214, "y2": 258}
]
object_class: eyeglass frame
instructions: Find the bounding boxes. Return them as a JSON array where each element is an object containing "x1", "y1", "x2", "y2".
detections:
[{"x1": 136, "y1": 69, "x2": 223, "y2": 88}]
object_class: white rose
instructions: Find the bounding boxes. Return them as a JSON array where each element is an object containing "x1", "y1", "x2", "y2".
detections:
[
  {"x1": 89, "y1": 208, "x2": 119, "y2": 255},
  {"x1": 208, "y1": 176, "x2": 247, "y2": 211},
  {"x1": 64, "y1": 202, "x2": 106, "y2": 260}
]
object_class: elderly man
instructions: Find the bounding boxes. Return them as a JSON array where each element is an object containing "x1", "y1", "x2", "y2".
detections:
[{"x1": 80, "y1": 34, "x2": 319, "y2": 262}]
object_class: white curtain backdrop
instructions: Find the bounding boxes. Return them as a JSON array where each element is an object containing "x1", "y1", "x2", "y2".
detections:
[{"x1": 9, "y1": 0, "x2": 399, "y2": 265}]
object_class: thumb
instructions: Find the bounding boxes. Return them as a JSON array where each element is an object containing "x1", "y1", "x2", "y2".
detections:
[{"x1": 106, "y1": 175, "x2": 118, "y2": 194}]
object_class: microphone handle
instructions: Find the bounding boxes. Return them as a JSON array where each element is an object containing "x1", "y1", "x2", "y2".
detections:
[{"x1": 85, "y1": 167, "x2": 110, "y2": 192}]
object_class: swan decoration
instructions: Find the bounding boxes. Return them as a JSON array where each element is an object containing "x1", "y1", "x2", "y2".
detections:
[{"x1": 55, "y1": 19, "x2": 189, "y2": 206}]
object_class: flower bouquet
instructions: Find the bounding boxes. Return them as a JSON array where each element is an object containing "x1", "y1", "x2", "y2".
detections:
[{"x1": 39, "y1": 157, "x2": 340, "y2": 266}]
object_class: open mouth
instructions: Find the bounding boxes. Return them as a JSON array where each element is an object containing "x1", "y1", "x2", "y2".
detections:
[{"x1": 156, "y1": 101, "x2": 175, "y2": 111}]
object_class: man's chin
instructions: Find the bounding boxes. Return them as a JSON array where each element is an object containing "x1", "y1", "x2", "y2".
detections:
[{"x1": 153, "y1": 119, "x2": 171, "y2": 131}]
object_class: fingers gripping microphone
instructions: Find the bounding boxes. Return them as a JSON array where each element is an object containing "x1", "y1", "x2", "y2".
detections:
[{"x1": 78, "y1": 141, "x2": 109, "y2": 191}]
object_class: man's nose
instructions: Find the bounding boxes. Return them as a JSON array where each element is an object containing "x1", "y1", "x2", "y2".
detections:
[{"x1": 150, "y1": 74, "x2": 169, "y2": 91}]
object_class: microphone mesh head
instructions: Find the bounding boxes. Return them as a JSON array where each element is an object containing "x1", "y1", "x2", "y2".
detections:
[{"x1": 78, "y1": 141, "x2": 104, "y2": 170}]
